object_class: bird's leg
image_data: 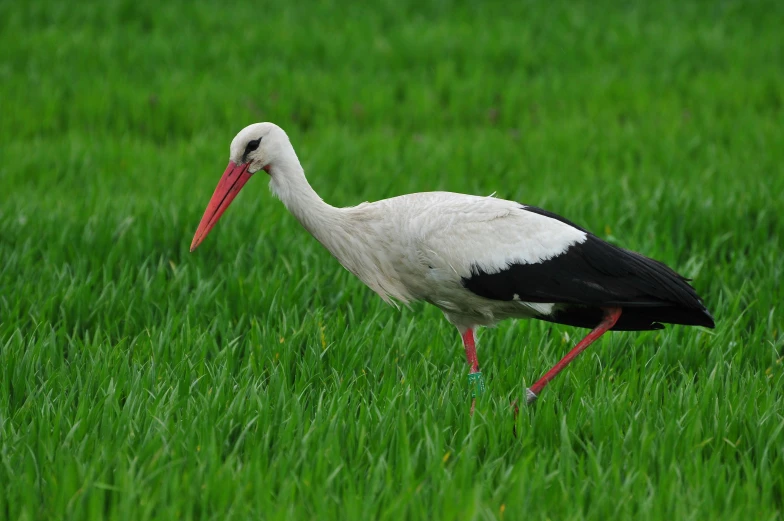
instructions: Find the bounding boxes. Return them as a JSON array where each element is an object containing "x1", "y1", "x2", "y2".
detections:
[
  {"x1": 462, "y1": 328, "x2": 485, "y2": 414},
  {"x1": 526, "y1": 307, "x2": 622, "y2": 404},
  {"x1": 462, "y1": 328, "x2": 479, "y2": 372}
]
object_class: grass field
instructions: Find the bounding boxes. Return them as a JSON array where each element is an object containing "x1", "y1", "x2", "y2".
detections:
[{"x1": 2, "y1": 0, "x2": 783, "y2": 519}]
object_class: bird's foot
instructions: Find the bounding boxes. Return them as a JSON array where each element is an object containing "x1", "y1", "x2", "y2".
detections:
[
  {"x1": 510, "y1": 389, "x2": 538, "y2": 437},
  {"x1": 510, "y1": 388, "x2": 538, "y2": 416}
]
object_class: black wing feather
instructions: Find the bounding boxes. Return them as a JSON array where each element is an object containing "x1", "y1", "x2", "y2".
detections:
[{"x1": 461, "y1": 206, "x2": 715, "y2": 331}]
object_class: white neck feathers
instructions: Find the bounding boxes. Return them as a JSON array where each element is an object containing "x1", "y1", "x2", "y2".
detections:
[{"x1": 266, "y1": 148, "x2": 412, "y2": 305}]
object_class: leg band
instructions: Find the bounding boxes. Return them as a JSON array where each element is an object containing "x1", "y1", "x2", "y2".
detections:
[{"x1": 468, "y1": 371, "x2": 486, "y2": 398}]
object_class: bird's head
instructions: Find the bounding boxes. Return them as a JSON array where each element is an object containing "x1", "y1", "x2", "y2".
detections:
[{"x1": 189, "y1": 122, "x2": 291, "y2": 252}]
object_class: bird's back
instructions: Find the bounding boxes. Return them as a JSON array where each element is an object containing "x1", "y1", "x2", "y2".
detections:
[
  {"x1": 351, "y1": 192, "x2": 585, "y2": 322},
  {"x1": 351, "y1": 192, "x2": 714, "y2": 331}
]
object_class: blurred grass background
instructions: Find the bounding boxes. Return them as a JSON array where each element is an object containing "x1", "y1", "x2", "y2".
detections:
[{"x1": 1, "y1": 0, "x2": 783, "y2": 519}]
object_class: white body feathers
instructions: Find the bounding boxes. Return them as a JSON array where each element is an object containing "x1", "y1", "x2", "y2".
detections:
[{"x1": 243, "y1": 123, "x2": 585, "y2": 330}]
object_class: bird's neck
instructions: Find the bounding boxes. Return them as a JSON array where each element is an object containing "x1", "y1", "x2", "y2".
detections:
[
  {"x1": 267, "y1": 155, "x2": 413, "y2": 305},
  {"x1": 268, "y1": 156, "x2": 343, "y2": 239}
]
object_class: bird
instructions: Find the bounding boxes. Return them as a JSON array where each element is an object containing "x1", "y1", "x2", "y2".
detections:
[{"x1": 190, "y1": 122, "x2": 715, "y2": 411}]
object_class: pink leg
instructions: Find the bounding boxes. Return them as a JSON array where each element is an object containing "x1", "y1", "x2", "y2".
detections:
[
  {"x1": 526, "y1": 307, "x2": 622, "y2": 404},
  {"x1": 462, "y1": 328, "x2": 479, "y2": 372},
  {"x1": 462, "y1": 328, "x2": 484, "y2": 414}
]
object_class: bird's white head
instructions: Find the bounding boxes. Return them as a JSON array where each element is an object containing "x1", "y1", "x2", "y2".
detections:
[
  {"x1": 229, "y1": 122, "x2": 292, "y2": 175},
  {"x1": 190, "y1": 122, "x2": 297, "y2": 252}
]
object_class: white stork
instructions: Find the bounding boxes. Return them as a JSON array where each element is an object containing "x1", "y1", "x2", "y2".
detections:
[{"x1": 190, "y1": 122, "x2": 715, "y2": 410}]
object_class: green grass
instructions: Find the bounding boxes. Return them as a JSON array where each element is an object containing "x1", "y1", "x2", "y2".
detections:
[{"x1": 1, "y1": 0, "x2": 783, "y2": 519}]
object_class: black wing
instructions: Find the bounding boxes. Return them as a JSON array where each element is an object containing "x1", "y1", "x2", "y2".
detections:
[{"x1": 461, "y1": 206, "x2": 715, "y2": 331}]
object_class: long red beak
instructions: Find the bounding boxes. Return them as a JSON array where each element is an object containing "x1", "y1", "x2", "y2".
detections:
[{"x1": 190, "y1": 161, "x2": 252, "y2": 252}]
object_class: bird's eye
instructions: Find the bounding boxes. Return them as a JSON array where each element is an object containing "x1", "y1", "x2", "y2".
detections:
[{"x1": 243, "y1": 138, "x2": 262, "y2": 161}]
